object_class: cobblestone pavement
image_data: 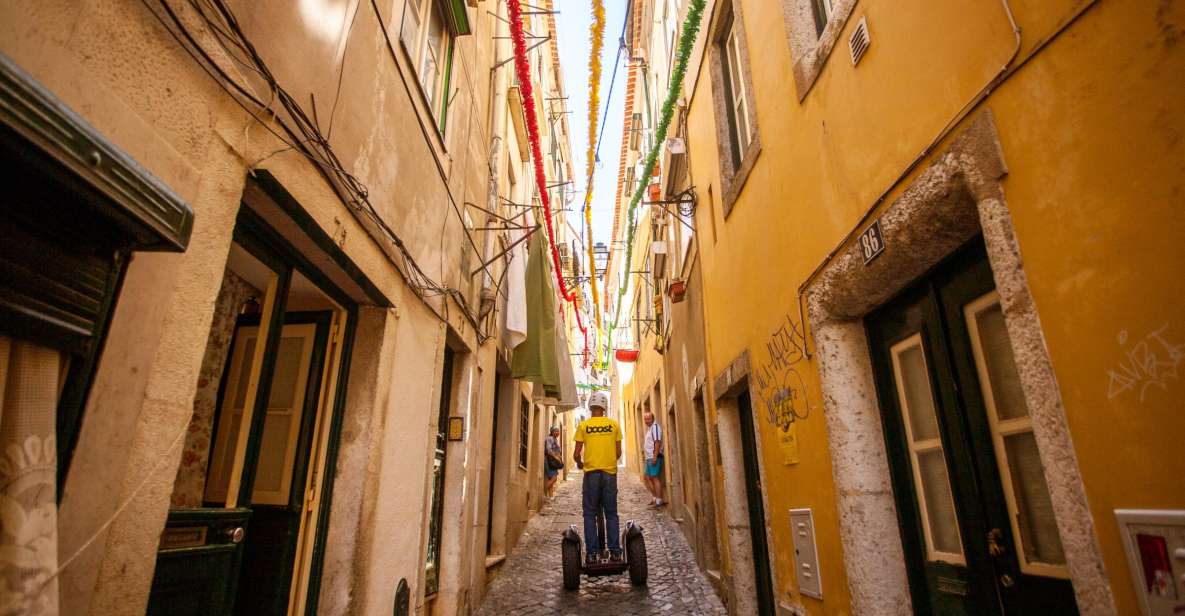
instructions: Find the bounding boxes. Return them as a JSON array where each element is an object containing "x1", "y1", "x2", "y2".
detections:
[{"x1": 475, "y1": 470, "x2": 728, "y2": 615}]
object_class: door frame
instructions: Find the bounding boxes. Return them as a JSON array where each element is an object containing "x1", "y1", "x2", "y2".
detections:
[
  {"x1": 736, "y1": 390, "x2": 777, "y2": 615},
  {"x1": 149, "y1": 204, "x2": 362, "y2": 615},
  {"x1": 712, "y1": 356, "x2": 780, "y2": 616},
  {"x1": 802, "y1": 112, "x2": 1111, "y2": 614},
  {"x1": 231, "y1": 208, "x2": 361, "y2": 614},
  {"x1": 865, "y1": 240, "x2": 1025, "y2": 613}
]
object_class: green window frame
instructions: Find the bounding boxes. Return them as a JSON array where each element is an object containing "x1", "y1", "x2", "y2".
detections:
[{"x1": 518, "y1": 398, "x2": 530, "y2": 470}]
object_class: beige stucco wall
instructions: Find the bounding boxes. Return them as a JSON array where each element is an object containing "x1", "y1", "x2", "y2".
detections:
[{"x1": 1, "y1": 0, "x2": 577, "y2": 614}]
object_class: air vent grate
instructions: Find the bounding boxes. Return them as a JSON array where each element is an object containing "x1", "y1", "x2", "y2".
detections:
[{"x1": 849, "y1": 16, "x2": 870, "y2": 66}]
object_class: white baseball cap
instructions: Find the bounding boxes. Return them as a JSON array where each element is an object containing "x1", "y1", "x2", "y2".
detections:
[{"x1": 588, "y1": 391, "x2": 609, "y2": 411}]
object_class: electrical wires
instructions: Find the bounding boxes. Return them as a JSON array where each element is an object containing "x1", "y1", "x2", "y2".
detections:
[{"x1": 142, "y1": 0, "x2": 497, "y2": 342}]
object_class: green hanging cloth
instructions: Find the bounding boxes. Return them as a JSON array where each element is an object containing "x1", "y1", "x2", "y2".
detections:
[{"x1": 512, "y1": 231, "x2": 560, "y2": 398}]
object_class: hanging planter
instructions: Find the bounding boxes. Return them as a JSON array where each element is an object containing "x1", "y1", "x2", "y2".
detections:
[
  {"x1": 668, "y1": 279, "x2": 686, "y2": 303},
  {"x1": 647, "y1": 182, "x2": 661, "y2": 202},
  {"x1": 615, "y1": 349, "x2": 640, "y2": 362}
]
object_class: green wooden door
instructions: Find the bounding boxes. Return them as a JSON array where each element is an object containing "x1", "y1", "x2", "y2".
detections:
[
  {"x1": 866, "y1": 239, "x2": 1077, "y2": 615},
  {"x1": 737, "y1": 392, "x2": 776, "y2": 615},
  {"x1": 147, "y1": 213, "x2": 340, "y2": 615},
  {"x1": 147, "y1": 509, "x2": 252, "y2": 616}
]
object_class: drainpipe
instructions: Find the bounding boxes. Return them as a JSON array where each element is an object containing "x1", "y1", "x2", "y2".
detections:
[{"x1": 481, "y1": 1, "x2": 514, "y2": 321}]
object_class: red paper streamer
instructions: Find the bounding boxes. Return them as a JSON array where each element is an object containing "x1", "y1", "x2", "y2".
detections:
[{"x1": 507, "y1": 0, "x2": 589, "y2": 366}]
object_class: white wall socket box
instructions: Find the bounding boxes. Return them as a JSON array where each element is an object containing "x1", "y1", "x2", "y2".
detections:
[{"x1": 789, "y1": 508, "x2": 822, "y2": 599}]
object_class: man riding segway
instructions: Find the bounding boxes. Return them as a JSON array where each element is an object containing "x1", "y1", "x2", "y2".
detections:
[
  {"x1": 572, "y1": 391, "x2": 622, "y2": 564},
  {"x1": 562, "y1": 391, "x2": 647, "y2": 590}
]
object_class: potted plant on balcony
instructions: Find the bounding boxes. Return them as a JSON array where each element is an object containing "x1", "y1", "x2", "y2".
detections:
[
  {"x1": 615, "y1": 349, "x2": 640, "y2": 362},
  {"x1": 647, "y1": 181, "x2": 661, "y2": 202},
  {"x1": 668, "y1": 279, "x2": 686, "y2": 303}
]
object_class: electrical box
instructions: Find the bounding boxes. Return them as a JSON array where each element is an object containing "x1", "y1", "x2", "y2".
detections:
[
  {"x1": 1115, "y1": 509, "x2": 1185, "y2": 615},
  {"x1": 789, "y1": 508, "x2": 822, "y2": 599}
]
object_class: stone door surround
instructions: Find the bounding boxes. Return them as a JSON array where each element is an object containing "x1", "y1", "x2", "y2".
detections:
[{"x1": 804, "y1": 111, "x2": 1116, "y2": 615}]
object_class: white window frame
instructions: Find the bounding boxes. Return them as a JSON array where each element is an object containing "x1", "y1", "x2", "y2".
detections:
[
  {"x1": 812, "y1": 0, "x2": 835, "y2": 35},
  {"x1": 964, "y1": 291, "x2": 1071, "y2": 580},
  {"x1": 720, "y1": 15, "x2": 751, "y2": 171},
  {"x1": 400, "y1": 0, "x2": 453, "y2": 128},
  {"x1": 889, "y1": 333, "x2": 966, "y2": 566}
]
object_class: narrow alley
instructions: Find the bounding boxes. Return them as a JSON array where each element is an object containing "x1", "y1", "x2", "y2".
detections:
[
  {"x1": 476, "y1": 472, "x2": 727, "y2": 616},
  {"x1": 1, "y1": 0, "x2": 1183, "y2": 615}
]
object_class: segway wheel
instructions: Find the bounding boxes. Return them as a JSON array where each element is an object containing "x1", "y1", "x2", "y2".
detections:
[
  {"x1": 562, "y1": 540, "x2": 582, "y2": 590},
  {"x1": 627, "y1": 532, "x2": 648, "y2": 585}
]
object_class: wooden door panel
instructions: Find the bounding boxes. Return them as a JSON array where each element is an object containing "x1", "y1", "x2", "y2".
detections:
[
  {"x1": 868, "y1": 238, "x2": 1078, "y2": 615},
  {"x1": 147, "y1": 509, "x2": 251, "y2": 616}
]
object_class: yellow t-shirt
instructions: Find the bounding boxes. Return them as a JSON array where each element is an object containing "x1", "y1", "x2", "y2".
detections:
[{"x1": 575, "y1": 416, "x2": 621, "y2": 474}]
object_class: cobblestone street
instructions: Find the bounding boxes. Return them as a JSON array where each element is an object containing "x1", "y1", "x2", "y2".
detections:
[{"x1": 476, "y1": 471, "x2": 728, "y2": 615}]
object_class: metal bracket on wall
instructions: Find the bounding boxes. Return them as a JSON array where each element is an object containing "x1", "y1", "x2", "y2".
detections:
[
  {"x1": 491, "y1": 37, "x2": 551, "y2": 71},
  {"x1": 470, "y1": 224, "x2": 540, "y2": 276},
  {"x1": 642, "y1": 186, "x2": 697, "y2": 233}
]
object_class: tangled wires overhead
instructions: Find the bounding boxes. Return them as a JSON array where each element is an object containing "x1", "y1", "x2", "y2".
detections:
[{"x1": 142, "y1": 0, "x2": 494, "y2": 342}]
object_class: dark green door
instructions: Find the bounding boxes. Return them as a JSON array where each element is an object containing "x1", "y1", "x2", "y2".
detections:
[
  {"x1": 737, "y1": 392, "x2": 776, "y2": 615},
  {"x1": 866, "y1": 239, "x2": 1077, "y2": 615},
  {"x1": 147, "y1": 509, "x2": 252, "y2": 616},
  {"x1": 148, "y1": 216, "x2": 340, "y2": 615}
]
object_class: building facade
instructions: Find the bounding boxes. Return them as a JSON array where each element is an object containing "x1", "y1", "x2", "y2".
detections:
[
  {"x1": 0, "y1": 0, "x2": 578, "y2": 614},
  {"x1": 607, "y1": 0, "x2": 1185, "y2": 615}
]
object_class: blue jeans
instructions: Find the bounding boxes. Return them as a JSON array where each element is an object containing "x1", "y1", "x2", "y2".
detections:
[{"x1": 581, "y1": 471, "x2": 620, "y2": 555}]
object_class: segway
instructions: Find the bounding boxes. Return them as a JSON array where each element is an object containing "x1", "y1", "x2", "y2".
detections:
[{"x1": 561, "y1": 506, "x2": 647, "y2": 590}]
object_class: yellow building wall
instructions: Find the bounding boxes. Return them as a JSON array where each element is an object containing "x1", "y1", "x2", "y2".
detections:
[
  {"x1": 683, "y1": 0, "x2": 1185, "y2": 613},
  {"x1": 614, "y1": 206, "x2": 669, "y2": 477}
]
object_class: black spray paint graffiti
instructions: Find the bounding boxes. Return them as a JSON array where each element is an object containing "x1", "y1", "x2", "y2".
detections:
[{"x1": 752, "y1": 314, "x2": 812, "y2": 433}]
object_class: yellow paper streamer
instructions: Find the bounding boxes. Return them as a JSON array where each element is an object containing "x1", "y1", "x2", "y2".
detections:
[{"x1": 584, "y1": 0, "x2": 605, "y2": 337}]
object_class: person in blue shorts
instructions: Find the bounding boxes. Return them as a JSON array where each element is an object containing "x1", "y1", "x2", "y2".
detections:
[{"x1": 642, "y1": 411, "x2": 665, "y2": 507}]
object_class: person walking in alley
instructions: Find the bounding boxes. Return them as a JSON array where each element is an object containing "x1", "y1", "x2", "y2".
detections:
[
  {"x1": 572, "y1": 391, "x2": 623, "y2": 564},
  {"x1": 544, "y1": 426, "x2": 564, "y2": 499},
  {"x1": 643, "y1": 412, "x2": 666, "y2": 508}
]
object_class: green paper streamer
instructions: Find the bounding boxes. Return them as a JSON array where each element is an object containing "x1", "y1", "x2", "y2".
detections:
[{"x1": 610, "y1": 0, "x2": 707, "y2": 342}]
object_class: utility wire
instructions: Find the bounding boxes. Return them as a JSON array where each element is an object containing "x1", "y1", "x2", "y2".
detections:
[{"x1": 145, "y1": 0, "x2": 495, "y2": 342}]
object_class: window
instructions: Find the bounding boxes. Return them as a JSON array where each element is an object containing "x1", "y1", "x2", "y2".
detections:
[
  {"x1": 709, "y1": 2, "x2": 759, "y2": 216},
  {"x1": 720, "y1": 14, "x2": 752, "y2": 171},
  {"x1": 401, "y1": 0, "x2": 455, "y2": 130},
  {"x1": 811, "y1": 0, "x2": 834, "y2": 36},
  {"x1": 425, "y1": 346, "x2": 455, "y2": 596},
  {"x1": 518, "y1": 397, "x2": 530, "y2": 469},
  {"x1": 780, "y1": 0, "x2": 853, "y2": 100},
  {"x1": 964, "y1": 291, "x2": 1068, "y2": 577},
  {"x1": 889, "y1": 334, "x2": 965, "y2": 565}
]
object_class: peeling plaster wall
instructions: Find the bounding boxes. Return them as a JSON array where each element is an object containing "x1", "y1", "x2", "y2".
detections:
[{"x1": 316, "y1": 305, "x2": 398, "y2": 616}]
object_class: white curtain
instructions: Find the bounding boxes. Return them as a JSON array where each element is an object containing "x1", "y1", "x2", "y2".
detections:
[{"x1": 0, "y1": 336, "x2": 62, "y2": 616}]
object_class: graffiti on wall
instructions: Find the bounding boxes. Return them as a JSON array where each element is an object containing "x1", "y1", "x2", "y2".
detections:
[
  {"x1": 752, "y1": 313, "x2": 814, "y2": 464},
  {"x1": 1107, "y1": 323, "x2": 1183, "y2": 402}
]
